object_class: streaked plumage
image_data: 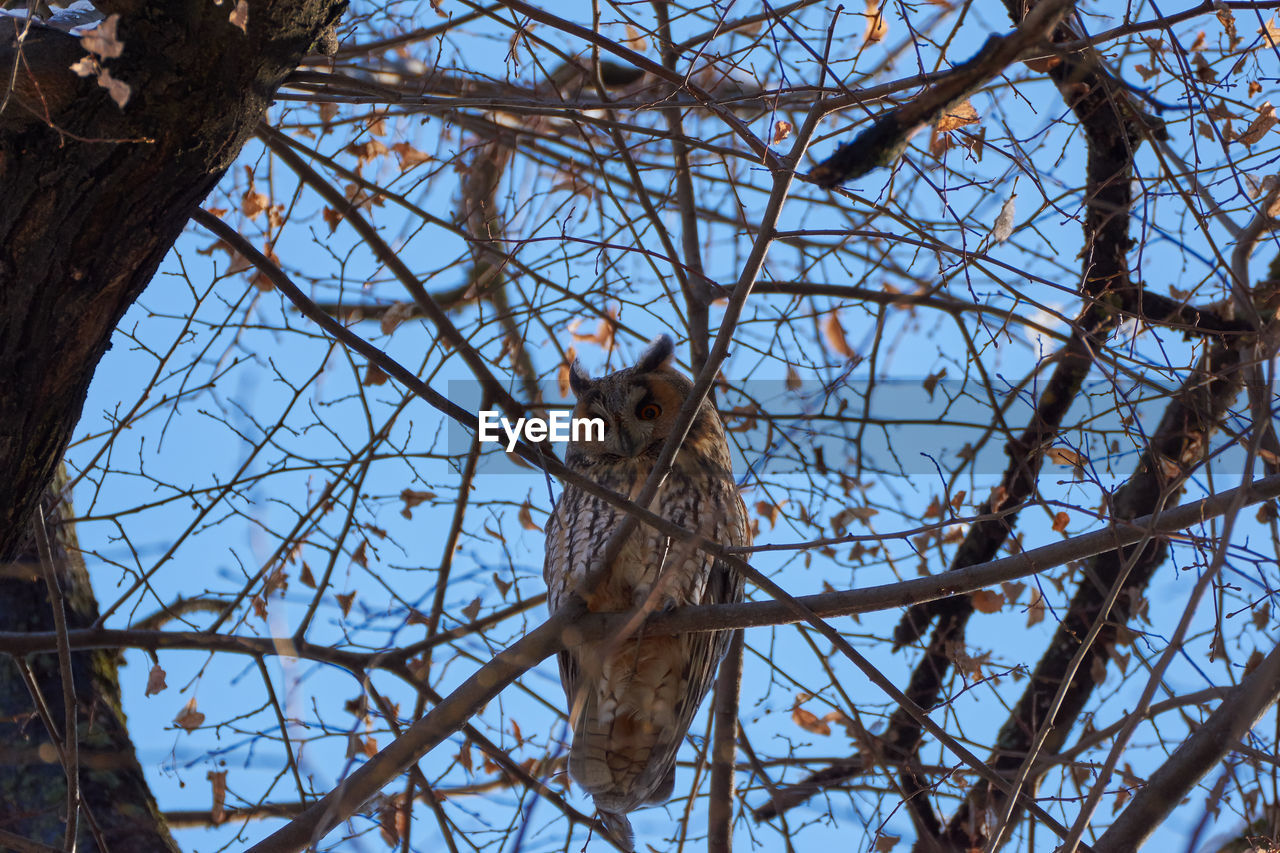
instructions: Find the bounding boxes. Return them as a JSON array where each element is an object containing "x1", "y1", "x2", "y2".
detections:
[{"x1": 543, "y1": 335, "x2": 749, "y2": 849}]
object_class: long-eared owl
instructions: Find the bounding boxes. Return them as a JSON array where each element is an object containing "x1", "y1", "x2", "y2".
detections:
[{"x1": 543, "y1": 335, "x2": 750, "y2": 848}]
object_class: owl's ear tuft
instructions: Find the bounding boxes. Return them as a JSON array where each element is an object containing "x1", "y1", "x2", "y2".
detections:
[
  {"x1": 636, "y1": 335, "x2": 675, "y2": 373},
  {"x1": 568, "y1": 359, "x2": 592, "y2": 397}
]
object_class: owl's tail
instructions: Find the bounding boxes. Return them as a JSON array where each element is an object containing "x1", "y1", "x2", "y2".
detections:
[{"x1": 597, "y1": 808, "x2": 635, "y2": 851}]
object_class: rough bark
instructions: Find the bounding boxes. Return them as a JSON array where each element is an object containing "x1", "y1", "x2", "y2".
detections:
[{"x1": 0, "y1": 2, "x2": 347, "y2": 848}]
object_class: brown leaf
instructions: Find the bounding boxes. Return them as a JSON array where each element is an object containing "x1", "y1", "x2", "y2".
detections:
[
  {"x1": 518, "y1": 500, "x2": 542, "y2": 531},
  {"x1": 146, "y1": 664, "x2": 168, "y2": 696},
  {"x1": 863, "y1": 0, "x2": 888, "y2": 43},
  {"x1": 207, "y1": 770, "x2": 228, "y2": 824},
  {"x1": 971, "y1": 589, "x2": 1005, "y2": 613},
  {"x1": 625, "y1": 23, "x2": 648, "y2": 51},
  {"x1": 1260, "y1": 16, "x2": 1280, "y2": 48},
  {"x1": 377, "y1": 793, "x2": 409, "y2": 846},
  {"x1": 873, "y1": 833, "x2": 901, "y2": 852},
  {"x1": 399, "y1": 488, "x2": 436, "y2": 519},
  {"x1": 493, "y1": 572, "x2": 512, "y2": 599},
  {"x1": 1244, "y1": 648, "x2": 1265, "y2": 676},
  {"x1": 96, "y1": 68, "x2": 131, "y2": 108},
  {"x1": 229, "y1": 0, "x2": 248, "y2": 32},
  {"x1": 1252, "y1": 603, "x2": 1270, "y2": 631},
  {"x1": 923, "y1": 496, "x2": 943, "y2": 518},
  {"x1": 174, "y1": 698, "x2": 205, "y2": 733},
  {"x1": 351, "y1": 539, "x2": 369, "y2": 568},
  {"x1": 299, "y1": 562, "x2": 316, "y2": 588},
  {"x1": 336, "y1": 591, "x2": 356, "y2": 617},
  {"x1": 756, "y1": 500, "x2": 782, "y2": 528},
  {"x1": 785, "y1": 366, "x2": 802, "y2": 390},
  {"x1": 455, "y1": 739, "x2": 474, "y2": 773},
  {"x1": 511, "y1": 719, "x2": 524, "y2": 748},
  {"x1": 1026, "y1": 589, "x2": 1045, "y2": 627},
  {"x1": 82, "y1": 14, "x2": 124, "y2": 58},
  {"x1": 772, "y1": 120, "x2": 793, "y2": 144},
  {"x1": 390, "y1": 142, "x2": 432, "y2": 170},
  {"x1": 935, "y1": 99, "x2": 978, "y2": 133},
  {"x1": 822, "y1": 310, "x2": 857, "y2": 359},
  {"x1": 1023, "y1": 55, "x2": 1061, "y2": 72},
  {"x1": 322, "y1": 206, "x2": 343, "y2": 233},
  {"x1": 1046, "y1": 446, "x2": 1085, "y2": 468},
  {"x1": 791, "y1": 706, "x2": 832, "y2": 736},
  {"x1": 242, "y1": 187, "x2": 270, "y2": 220},
  {"x1": 380, "y1": 302, "x2": 415, "y2": 336},
  {"x1": 1090, "y1": 654, "x2": 1107, "y2": 684},
  {"x1": 362, "y1": 363, "x2": 387, "y2": 386},
  {"x1": 1236, "y1": 102, "x2": 1277, "y2": 145},
  {"x1": 462, "y1": 597, "x2": 483, "y2": 621},
  {"x1": 1000, "y1": 581, "x2": 1025, "y2": 603},
  {"x1": 922, "y1": 368, "x2": 947, "y2": 398},
  {"x1": 1052, "y1": 511, "x2": 1070, "y2": 532}
]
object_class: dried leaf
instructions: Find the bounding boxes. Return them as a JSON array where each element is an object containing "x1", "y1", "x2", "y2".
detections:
[
  {"x1": 145, "y1": 664, "x2": 168, "y2": 696},
  {"x1": 1245, "y1": 648, "x2": 1265, "y2": 676},
  {"x1": 207, "y1": 770, "x2": 228, "y2": 824},
  {"x1": 242, "y1": 187, "x2": 269, "y2": 220},
  {"x1": 462, "y1": 597, "x2": 483, "y2": 621},
  {"x1": 1216, "y1": 5, "x2": 1239, "y2": 46},
  {"x1": 791, "y1": 706, "x2": 832, "y2": 736},
  {"x1": 391, "y1": 142, "x2": 433, "y2": 170},
  {"x1": 922, "y1": 367, "x2": 947, "y2": 398},
  {"x1": 1047, "y1": 446, "x2": 1085, "y2": 468},
  {"x1": 936, "y1": 99, "x2": 978, "y2": 132},
  {"x1": 455, "y1": 739, "x2": 474, "y2": 773},
  {"x1": 299, "y1": 562, "x2": 316, "y2": 587},
  {"x1": 625, "y1": 23, "x2": 648, "y2": 51},
  {"x1": 1052, "y1": 511, "x2": 1069, "y2": 532},
  {"x1": 971, "y1": 589, "x2": 1005, "y2": 613},
  {"x1": 874, "y1": 833, "x2": 901, "y2": 852},
  {"x1": 1237, "y1": 102, "x2": 1277, "y2": 145},
  {"x1": 82, "y1": 14, "x2": 123, "y2": 58},
  {"x1": 518, "y1": 500, "x2": 542, "y2": 531},
  {"x1": 378, "y1": 301, "x2": 414, "y2": 336},
  {"x1": 1090, "y1": 654, "x2": 1107, "y2": 684},
  {"x1": 1260, "y1": 16, "x2": 1280, "y2": 48},
  {"x1": 377, "y1": 794, "x2": 409, "y2": 846},
  {"x1": 1023, "y1": 54, "x2": 1061, "y2": 73},
  {"x1": 756, "y1": 500, "x2": 782, "y2": 528},
  {"x1": 863, "y1": 0, "x2": 888, "y2": 43},
  {"x1": 229, "y1": 0, "x2": 248, "y2": 32},
  {"x1": 785, "y1": 366, "x2": 802, "y2": 390},
  {"x1": 351, "y1": 539, "x2": 369, "y2": 568},
  {"x1": 347, "y1": 139, "x2": 389, "y2": 165},
  {"x1": 335, "y1": 591, "x2": 356, "y2": 617},
  {"x1": 96, "y1": 67, "x2": 131, "y2": 108},
  {"x1": 992, "y1": 194, "x2": 1016, "y2": 243},
  {"x1": 493, "y1": 572, "x2": 512, "y2": 598},
  {"x1": 822, "y1": 310, "x2": 857, "y2": 359},
  {"x1": 1026, "y1": 588, "x2": 1045, "y2": 627},
  {"x1": 772, "y1": 120, "x2": 793, "y2": 144},
  {"x1": 362, "y1": 363, "x2": 387, "y2": 386},
  {"x1": 174, "y1": 697, "x2": 205, "y2": 733}
]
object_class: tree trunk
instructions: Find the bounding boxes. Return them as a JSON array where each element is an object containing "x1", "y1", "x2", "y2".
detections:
[{"x1": 0, "y1": 2, "x2": 347, "y2": 847}]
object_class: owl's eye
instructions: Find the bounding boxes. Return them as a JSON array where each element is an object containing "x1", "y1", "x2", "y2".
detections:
[{"x1": 637, "y1": 402, "x2": 662, "y2": 420}]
